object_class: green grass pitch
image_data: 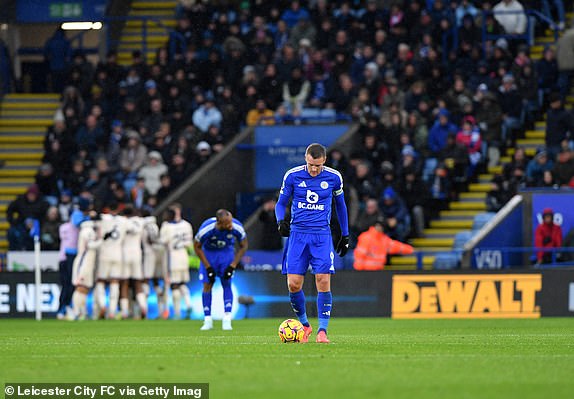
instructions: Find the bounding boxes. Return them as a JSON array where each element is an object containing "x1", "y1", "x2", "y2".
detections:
[{"x1": 1, "y1": 318, "x2": 573, "y2": 399}]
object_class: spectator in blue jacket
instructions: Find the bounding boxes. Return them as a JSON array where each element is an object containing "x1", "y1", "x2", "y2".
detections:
[
  {"x1": 526, "y1": 149, "x2": 555, "y2": 186},
  {"x1": 428, "y1": 108, "x2": 458, "y2": 156},
  {"x1": 44, "y1": 28, "x2": 72, "y2": 93},
  {"x1": 281, "y1": 1, "x2": 310, "y2": 28},
  {"x1": 379, "y1": 186, "x2": 411, "y2": 242}
]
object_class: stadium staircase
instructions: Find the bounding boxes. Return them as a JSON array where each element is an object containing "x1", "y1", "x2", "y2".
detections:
[
  {"x1": 389, "y1": 13, "x2": 574, "y2": 270},
  {"x1": 116, "y1": 0, "x2": 176, "y2": 66},
  {"x1": 0, "y1": 93, "x2": 60, "y2": 256}
]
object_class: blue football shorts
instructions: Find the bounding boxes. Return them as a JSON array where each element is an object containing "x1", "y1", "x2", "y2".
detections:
[
  {"x1": 282, "y1": 231, "x2": 335, "y2": 275},
  {"x1": 198, "y1": 249, "x2": 234, "y2": 282}
]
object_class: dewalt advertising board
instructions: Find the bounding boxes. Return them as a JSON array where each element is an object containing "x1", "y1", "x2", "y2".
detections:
[{"x1": 392, "y1": 274, "x2": 542, "y2": 319}]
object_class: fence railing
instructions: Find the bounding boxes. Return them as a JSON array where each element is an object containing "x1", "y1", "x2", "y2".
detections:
[{"x1": 410, "y1": 246, "x2": 574, "y2": 270}]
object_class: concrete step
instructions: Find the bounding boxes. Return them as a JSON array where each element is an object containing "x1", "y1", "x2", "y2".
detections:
[
  {"x1": 440, "y1": 210, "x2": 480, "y2": 219},
  {"x1": 525, "y1": 130, "x2": 545, "y2": 139},
  {"x1": 125, "y1": 19, "x2": 175, "y2": 28},
  {"x1": 449, "y1": 201, "x2": 487, "y2": 211},
  {"x1": 516, "y1": 138, "x2": 545, "y2": 146},
  {"x1": 459, "y1": 192, "x2": 487, "y2": 200},
  {"x1": 130, "y1": 10, "x2": 174, "y2": 17},
  {"x1": 423, "y1": 228, "x2": 466, "y2": 237},
  {"x1": 0, "y1": 153, "x2": 43, "y2": 161},
  {"x1": 2, "y1": 102, "x2": 59, "y2": 109},
  {"x1": 0, "y1": 110, "x2": 55, "y2": 117},
  {"x1": 131, "y1": 1, "x2": 177, "y2": 9},
  {"x1": 488, "y1": 165, "x2": 502, "y2": 174},
  {"x1": 0, "y1": 168, "x2": 36, "y2": 177},
  {"x1": 4, "y1": 94, "x2": 59, "y2": 100},
  {"x1": 468, "y1": 183, "x2": 492, "y2": 192},
  {"x1": 0, "y1": 119, "x2": 53, "y2": 127},
  {"x1": 411, "y1": 237, "x2": 454, "y2": 247},
  {"x1": 0, "y1": 143, "x2": 43, "y2": 150},
  {"x1": 0, "y1": 135, "x2": 44, "y2": 144},
  {"x1": 507, "y1": 147, "x2": 537, "y2": 157},
  {"x1": 0, "y1": 186, "x2": 28, "y2": 195},
  {"x1": 119, "y1": 36, "x2": 168, "y2": 44},
  {"x1": 0, "y1": 126, "x2": 45, "y2": 133},
  {"x1": 430, "y1": 219, "x2": 474, "y2": 229}
]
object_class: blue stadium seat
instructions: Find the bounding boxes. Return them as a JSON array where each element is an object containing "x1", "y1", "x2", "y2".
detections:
[{"x1": 433, "y1": 253, "x2": 460, "y2": 270}]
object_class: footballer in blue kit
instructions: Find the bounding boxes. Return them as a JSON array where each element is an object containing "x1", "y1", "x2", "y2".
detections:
[
  {"x1": 194, "y1": 209, "x2": 248, "y2": 331},
  {"x1": 275, "y1": 143, "x2": 350, "y2": 343}
]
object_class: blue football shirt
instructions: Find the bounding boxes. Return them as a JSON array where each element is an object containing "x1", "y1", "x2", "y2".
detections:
[
  {"x1": 279, "y1": 165, "x2": 344, "y2": 234},
  {"x1": 195, "y1": 217, "x2": 247, "y2": 253}
]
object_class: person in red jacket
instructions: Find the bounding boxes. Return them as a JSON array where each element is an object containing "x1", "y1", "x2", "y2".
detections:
[
  {"x1": 353, "y1": 218, "x2": 414, "y2": 270},
  {"x1": 534, "y1": 207, "x2": 563, "y2": 264}
]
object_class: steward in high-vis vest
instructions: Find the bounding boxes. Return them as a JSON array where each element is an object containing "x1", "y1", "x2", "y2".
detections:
[{"x1": 353, "y1": 218, "x2": 414, "y2": 270}]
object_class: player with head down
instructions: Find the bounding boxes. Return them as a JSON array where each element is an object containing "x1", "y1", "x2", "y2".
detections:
[
  {"x1": 275, "y1": 143, "x2": 350, "y2": 343},
  {"x1": 194, "y1": 209, "x2": 248, "y2": 331}
]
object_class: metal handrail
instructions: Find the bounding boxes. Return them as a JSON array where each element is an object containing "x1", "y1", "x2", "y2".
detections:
[
  {"x1": 103, "y1": 15, "x2": 172, "y2": 61},
  {"x1": 411, "y1": 246, "x2": 574, "y2": 270}
]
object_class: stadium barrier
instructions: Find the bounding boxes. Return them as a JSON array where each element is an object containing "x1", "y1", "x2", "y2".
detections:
[
  {"x1": 463, "y1": 190, "x2": 574, "y2": 269},
  {"x1": 2, "y1": 269, "x2": 573, "y2": 319}
]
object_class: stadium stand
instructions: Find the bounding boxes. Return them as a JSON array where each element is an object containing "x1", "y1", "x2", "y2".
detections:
[{"x1": 0, "y1": 0, "x2": 573, "y2": 270}]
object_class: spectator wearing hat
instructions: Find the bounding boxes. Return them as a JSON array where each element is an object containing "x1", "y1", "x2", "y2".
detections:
[
  {"x1": 475, "y1": 88, "x2": 503, "y2": 167},
  {"x1": 138, "y1": 151, "x2": 169, "y2": 196},
  {"x1": 502, "y1": 147, "x2": 528, "y2": 191},
  {"x1": 545, "y1": 93, "x2": 574, "y2": 160},
  {"x1": 289, "y1": 13, "x2": 316, "y2": 50},
  {"x1": 485, "y1": 175, "x2": 512, "y2": 212},
  {"x1": 397, "y1": 167, "x2": 428, "y2": 239},
  {"x1": 427, "y1": 162, "x2": 452, "y2": 220},
  {"x1": 192, "y1": 95, "x2": 223, "y2": 133},
  {"x1": 41, "y1": 206, "x2": 61, "y2": 251},
  {"x1": 7, "y1": 217, "x2": 36, "y2": 251},
  {"x1": 535, "y1": 46, "x2": 559, "y2": 108},
  {"x1": 64, "y1": 158, "x2": 88, "y2": 196},
  {"x1": 106, "y1": 120, "x2": 124, "y2": 165},
  {"x1": 142, "y1": 98, "x2": 164, "y2": 141},
  {"x1": 428, "y1": 108, "x2": 458, "y2": 156},
  {"x1": 118, "y1": 130, "x2": 148, "y2": 192},
  {"x1": 6, "y1": 183, "x2": 50, "y2": 231},
  {"x1": 116, "y1": 97, "x2": 142, "y2": 131},
  {"x1": 498, "y1": 73, "x2": 523, "y2": 147},
  {"x1": 353, "y1": 217, "x2": 414, "y2": 270},
  {"x1": 526, "y1": 148, "x2": 554, "y2": 186},
  {"x1": 379, "y1": 186, "x2": 411, "y2": 242},
  {"x1": 58, "y1": 189, "x2": 74, "y2": 222},
  {"x1": 169, "y1": 153, "x2": 192, "y2": 188},
  {"x1": 35, "y1": 163, "x2": 60, "y2": 205},
  {"x1": 156, "y1": 173, "x2": 173, "y2": 204},
  {"x1": 534, "y1": 207, "x2": 563, "y2": 264}
]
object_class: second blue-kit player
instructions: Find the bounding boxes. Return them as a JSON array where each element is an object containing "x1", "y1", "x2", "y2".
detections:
[
  {"x1": 275, "y1": 143, "x2": 350, "y2": 343},
  {"x1": 194, "y1": 209, "x2": 248, "y2": 331}
]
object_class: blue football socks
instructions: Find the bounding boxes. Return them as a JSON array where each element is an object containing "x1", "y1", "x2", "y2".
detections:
[
  {"x1": 202, "y1": 292, "x2": 212, "y2": 316},
  {"x1": 289, "y1": 290, "x2": 309, "y2": 327},
  {"x1": 222, "y1": 278, "x2": 233, "y2": 313},
  {"x1": 317, "y1": 291, "x2": 332, "y2": 333}
]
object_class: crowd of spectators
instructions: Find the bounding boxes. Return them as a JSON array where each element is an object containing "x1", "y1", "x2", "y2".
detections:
[{"x1": 7, "y1": 0, "x2": 574, "y2": 251}]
